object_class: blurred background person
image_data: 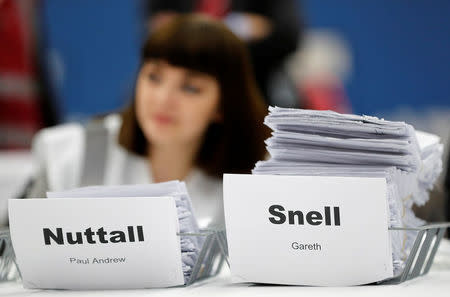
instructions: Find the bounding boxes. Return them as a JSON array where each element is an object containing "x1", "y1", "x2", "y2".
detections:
[
  {"x1": 0, "y1": 0, "x2": 58, "y2": 150},
  {"x1": 0, "y1": 0, "x2": 59, "y2": 226},
  {"x1": 148, "y1": 0, "x2": 303, "y2": 108},
  {"x1": 286, "y1": 29, "x2": 353, "y2": 113},
  {"x1": 26, "y1": 15, "x2": 270, "y2": 228}
]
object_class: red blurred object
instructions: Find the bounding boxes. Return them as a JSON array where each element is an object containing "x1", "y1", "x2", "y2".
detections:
[
  {"x1": 195, "y1": 0, "x2": 230, "y2": 18},
  {"x1": 0, "y1": 0, "x2": 42, "y2": 149},
  {"x1": 301, "y1": 80, "x2": 351, "y2": 114}
]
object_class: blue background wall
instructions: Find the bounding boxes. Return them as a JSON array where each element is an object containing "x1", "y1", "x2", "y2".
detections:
[
  {"x1": 41, "y1": 0, "x2": 144, "y2": 121},
  {"x1": 41, "y1": 0, "x2": 450, "y2": 120},
  {"x1": 303, "y1": 0, "x2": 450, "y2": 115}
]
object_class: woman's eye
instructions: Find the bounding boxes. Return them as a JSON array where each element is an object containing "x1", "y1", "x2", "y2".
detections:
[
  {"x1": 182, "y1": 84, "x2": 201, "y2": 94},
  {"x1": 148, "y1": 72, "x2": 161, "y2": 82}
]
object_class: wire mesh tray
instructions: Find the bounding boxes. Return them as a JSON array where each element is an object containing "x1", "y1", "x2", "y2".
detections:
[
  {"x1": 0, "y1": 229, "x2": 18, "y2": 282},
  {"x1": 213, "y1": 223, "x2": 450, "y2": 285},
  {"x1": 182, "y1": 229, "x2": 227, "y2": 285},
  {"x1": 381, "y1": 223, "x2": 450, "y2": 284},
  {"x1": 0, "y1": 228, "x2": 226, "y2": 286},
  {"x1": 2, "y1": 224, "x2": 448, "y2": 286}
]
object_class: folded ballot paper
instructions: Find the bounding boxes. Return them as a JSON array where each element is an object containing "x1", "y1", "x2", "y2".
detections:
[
  {"x1": 252, "y1": 107, "x2": 444, "y2": 278},
  {"x1": 8, "y1": 181, "x2": 204, "y2": 289}
]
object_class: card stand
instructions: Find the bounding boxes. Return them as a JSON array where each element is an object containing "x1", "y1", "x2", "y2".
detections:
[
  {"x1": 0, "y1": 229, "x2": 19, "y2": 282},
  {"x1": 0, "y1": 228, "x2": 226, "y2": 286},
  {"x1": 214, "y1": 229, "x2": 229, "y2": 267},
  {"x1": 182, "y1": 229, "x2": 227, "y2": 286},
  {"x1": 213, "y1": 223, "x2": 450, "y2": 285},
  {"x1": 380, "y1": 222, "x2": 450, "y2": 284}
]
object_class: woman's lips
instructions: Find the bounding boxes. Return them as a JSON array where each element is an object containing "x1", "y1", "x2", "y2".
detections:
[{"x1": 153, "y1": 114, "x2": 175, "y2": 125}]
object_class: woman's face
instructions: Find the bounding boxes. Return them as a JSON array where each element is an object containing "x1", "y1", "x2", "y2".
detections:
[{"x1": 135, "y1": 59, "x2": 221, "y2": 147}]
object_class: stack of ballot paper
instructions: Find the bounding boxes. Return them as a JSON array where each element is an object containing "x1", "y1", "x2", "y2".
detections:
[
  {"x1": 47, "y1": 181, "x2": 203, "y2": 284},
  {"x1": 415, "y1": 130, "x2": 445, "y2": 205},
  {"x1": 253, "y1": 107, "x2": 444, "y2": 275}
]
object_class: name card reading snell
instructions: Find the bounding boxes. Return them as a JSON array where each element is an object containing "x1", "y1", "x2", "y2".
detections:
[
  {"x1": 8, "y1": 197, "x2": 185, "y2": 289},
  {"x1": 223, "y1": 174, "x2": 393, "y2": 286},
  {"x1": 268, "y1": 205, "x2": 341, "y2": 226}
]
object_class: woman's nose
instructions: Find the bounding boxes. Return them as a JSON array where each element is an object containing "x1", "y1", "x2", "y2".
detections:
[{"x1": 154, "y1": 82, "x2": 177, "y2": 106}]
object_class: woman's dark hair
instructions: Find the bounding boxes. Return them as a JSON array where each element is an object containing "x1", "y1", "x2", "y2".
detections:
[{"x1": 119, "y1": 14, "x2": 270, "y2": 177}]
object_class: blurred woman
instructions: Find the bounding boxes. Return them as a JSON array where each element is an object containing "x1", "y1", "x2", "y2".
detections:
[{"x1": 28, "y1": 14, "x2": 270, "y2": 228}]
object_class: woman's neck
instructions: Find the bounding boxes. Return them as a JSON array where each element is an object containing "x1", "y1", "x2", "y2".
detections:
[{"x1": 148, "y1": 140, "x2": 202, "y2": 183}]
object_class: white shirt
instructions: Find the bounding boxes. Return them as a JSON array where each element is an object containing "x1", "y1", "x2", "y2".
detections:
[{"x1": 33, "y1": 114, "x2": 224, "y2": 229}]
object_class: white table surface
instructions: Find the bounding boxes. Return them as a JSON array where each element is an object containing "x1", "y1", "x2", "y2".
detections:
[{"x1": 1, "y1": 239, "x2": 450, "y2": 297}]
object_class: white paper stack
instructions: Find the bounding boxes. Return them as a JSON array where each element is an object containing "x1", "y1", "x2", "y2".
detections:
[
  {"x1": 253, "y1": 107, "x2": 444, "y2": 275},
  {"x1": 415, "y1": 130, "x2": 445, "y2": 205},
  {"x1": 47, "y1": 181, "x2": 202, "y2": 283}
]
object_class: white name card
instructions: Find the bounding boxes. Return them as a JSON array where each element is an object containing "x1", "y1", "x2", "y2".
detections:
[
  {"x1": 223, "y1": 174, "x2": 393, "y2": 286},
  {"x1": 8, "y1": 197, "x2": 184, "y2": 289}
]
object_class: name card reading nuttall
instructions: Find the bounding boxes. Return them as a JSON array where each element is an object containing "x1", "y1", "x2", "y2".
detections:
[
  {"x1": 223, "y1": 174, "x2": 393, "y2": 286},
  {"x1": 8, "y1": 197, "x2": 184, "y2": 289}
]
